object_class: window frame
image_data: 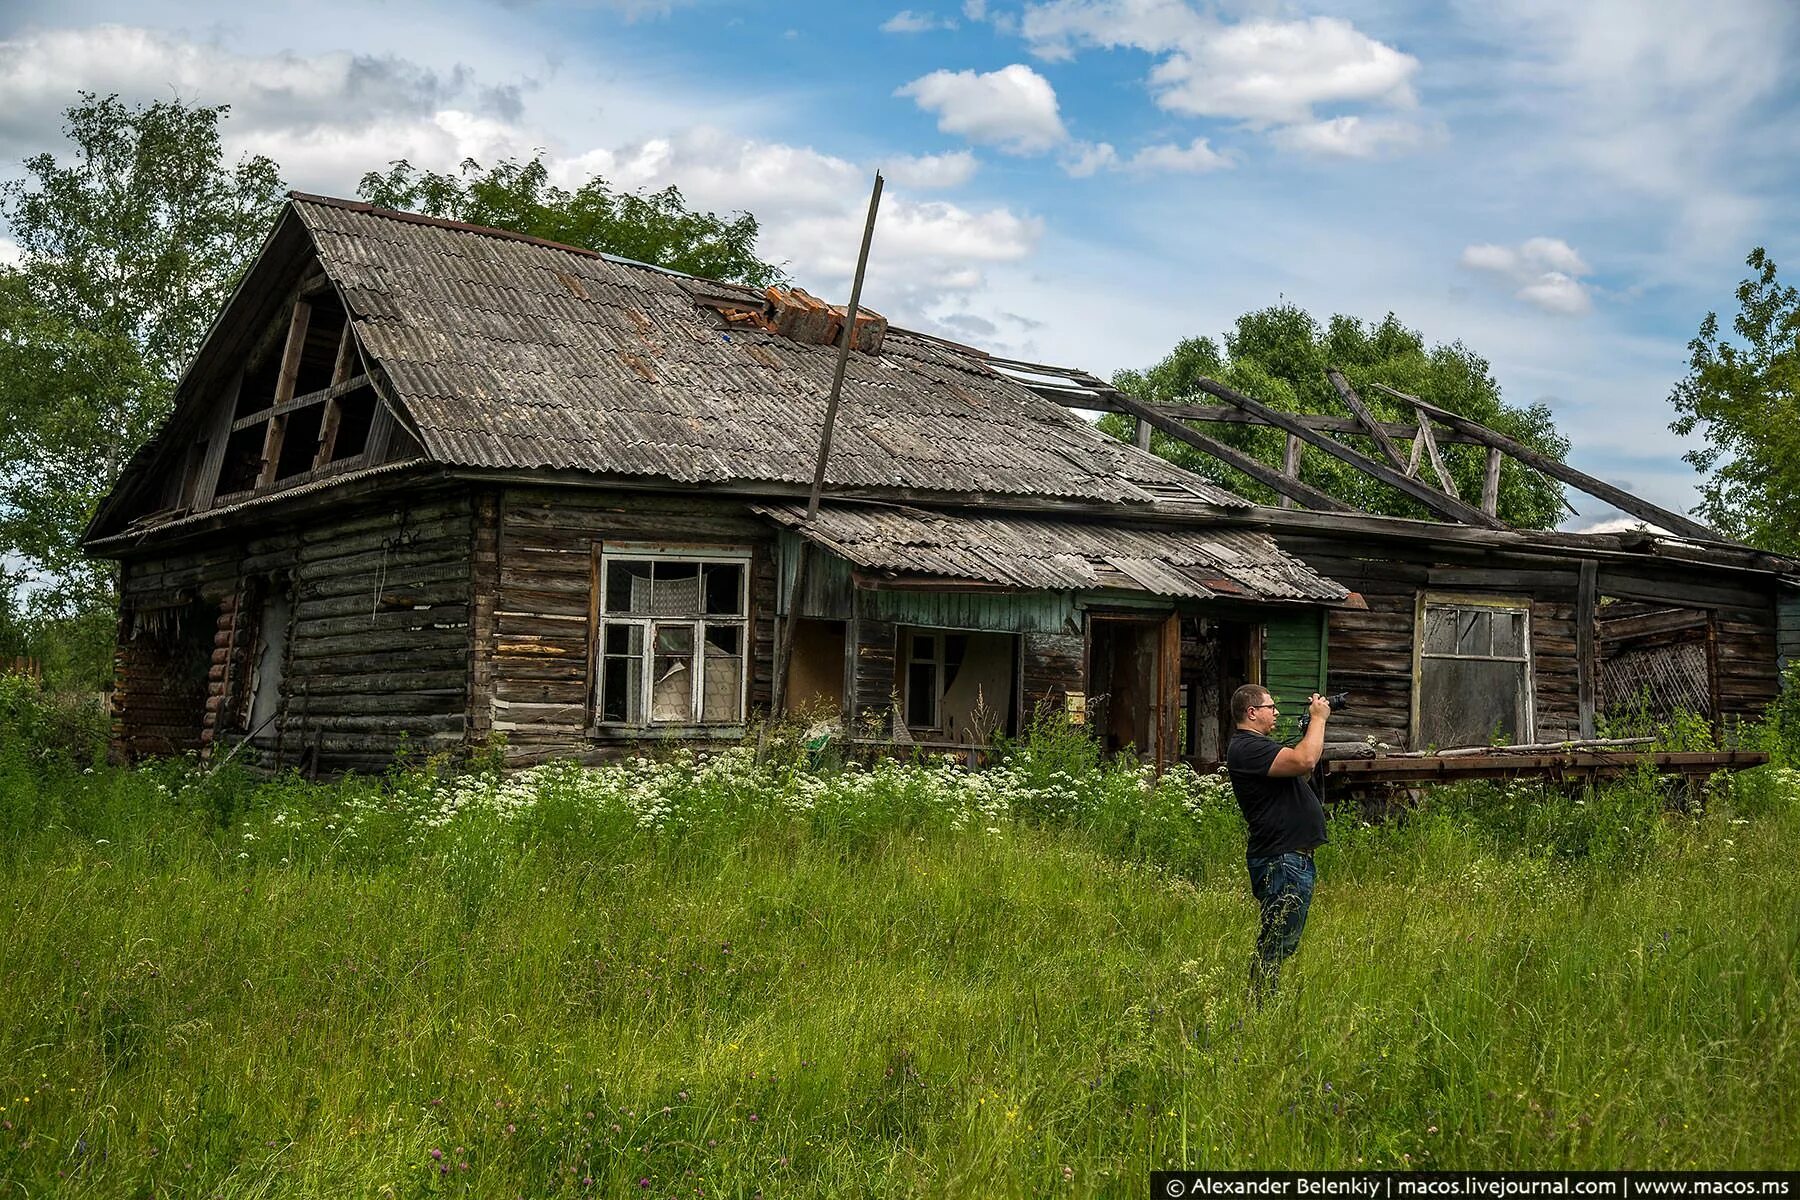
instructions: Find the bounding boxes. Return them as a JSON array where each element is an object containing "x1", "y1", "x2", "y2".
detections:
[
  {"x1": 1410, "y1": 591, "x2": 1535, "y2": 749},
  {"x1": 902, "y1": 628, "x2": 948, "y2": 732},
  {"x1": 592, "y1": 544, "x2": 752, "y2": 729}
]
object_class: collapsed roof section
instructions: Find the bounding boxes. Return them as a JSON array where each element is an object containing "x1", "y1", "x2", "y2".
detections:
[{"x1": 982, "y1": 355, "x2": 1723, "y2": 544}]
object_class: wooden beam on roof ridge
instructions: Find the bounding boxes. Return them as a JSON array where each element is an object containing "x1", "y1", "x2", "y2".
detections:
[
  {"x1": 1017, "y1": 381, "x2": 1509, "y2": 447},
  {"x1": 1104, "y1": 388, "x2": 1355, "y2": 514},
  {"x1": 1369, "y1": 382, "x2": 1719, "y2": 542},
  {"x1": 1191, "y1": 375, "x2": 1507, "y2": 529}
]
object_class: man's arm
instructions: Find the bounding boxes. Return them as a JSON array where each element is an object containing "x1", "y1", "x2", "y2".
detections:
[{"x1": 1268, "y1": 694, "x2": 1332, "y2": 777}]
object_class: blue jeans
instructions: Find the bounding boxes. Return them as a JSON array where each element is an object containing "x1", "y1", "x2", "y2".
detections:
[{"x1": 1246, "y1": 851, "x2": 1316, "y2": 1001}]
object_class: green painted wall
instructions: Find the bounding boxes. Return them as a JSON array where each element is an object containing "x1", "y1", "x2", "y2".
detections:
[{"x1": 1263, "y1": 608, "x2": 1328, "y2": 741}]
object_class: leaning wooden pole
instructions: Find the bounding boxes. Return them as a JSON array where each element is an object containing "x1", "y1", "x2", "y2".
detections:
[
  {"x1": 807, "y1": 172, "x2": 884, "y2": 520},
  {"x1": 773, "y1": 172, "x2": 884, "y2": 719}
]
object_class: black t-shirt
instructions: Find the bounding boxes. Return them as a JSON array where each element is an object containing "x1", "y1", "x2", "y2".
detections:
[{"x1": 1226, "y1": 729, "x2": 1328, "y2": 858}]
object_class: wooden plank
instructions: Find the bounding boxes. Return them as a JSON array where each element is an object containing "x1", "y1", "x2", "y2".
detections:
[
  {"x1": 232, "y1": 373, "x2": 370, "y2": 433},
  {"x1": 1105, "y1": 389, "x2": 1355, "y2": 512},
  {"x1": 1192, "y1": 376, "x2": 1504, "y2": 527},
  {"x1": 1481, "y1": 447, "x2": 1503, "y2": 518},
  {"x1": 193, "y1": 369, "x2": 243, "y2": 511},
  {"x1": 1405, "y1": 429, "x2": 1424, "y2": 478},
  {"x1": 1133, "y1": 417, "x2": 1152, "y2": 450},
  {"x1": 255, "y1": 301, "x2": 312, "y2": 489},
  {"x1": 1372, "y1": 382, "x2": 1719, "y2": 541},
  {"x1": 1410, "y1": 406, "x2": 1461, "y2": 500},
  {"x1": 1279, "y1": 434, "x2": 1302, "y2": 510},
  {"x1": 1327, "y1": 369, "x2": 1408, "y2": 468},
  {"x1": 1577, "y1": 559, "x2": 1597, "y2": 739},
  {"x1": 1028, "y1": 388, "x2": 1502, "y2": 446}
]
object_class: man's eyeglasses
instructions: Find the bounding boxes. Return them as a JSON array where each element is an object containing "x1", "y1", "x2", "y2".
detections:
[{"x1": 1248, "y1": 703, "x2": 1278, "y2": 711}]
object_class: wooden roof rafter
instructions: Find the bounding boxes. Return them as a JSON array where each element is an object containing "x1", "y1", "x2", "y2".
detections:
[{"x1": 993, "y1": 354, "x2": 1721, "y2": 543}]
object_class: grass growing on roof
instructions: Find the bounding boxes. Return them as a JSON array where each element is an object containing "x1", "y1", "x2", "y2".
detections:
[{"x1": 2, "y1": 680, "x2": 1797, "y2": 1195}]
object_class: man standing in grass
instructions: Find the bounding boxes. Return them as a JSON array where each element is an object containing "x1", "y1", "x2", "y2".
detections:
[{"x1": 1227, "y1": 685, "x2": 1332, "y2": 1002}]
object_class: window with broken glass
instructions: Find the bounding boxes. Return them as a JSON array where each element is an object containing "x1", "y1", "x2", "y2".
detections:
[
  {"x1": 1416, "y1": 597, "x2": 1533, "y2": 749},
  {"x1": 596, "y1": 552, "x2": 748, "y2": 726}
]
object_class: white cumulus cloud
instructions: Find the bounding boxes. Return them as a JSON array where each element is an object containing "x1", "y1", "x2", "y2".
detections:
[
  {"x1": 882, "y1": 10, "x2": 957, "y2": 33},
  {"x1": 882, "y1": 149, "x2": 979, "y2": 188},
  {"x1": 896, "y1": 63, "x2": 1067, "y2": 154},
  {"x1": 1269, "y1": 115, "x2": 1432, "y2": 159},
  {"x1": 1058, "y1": 136, "x2": 1228, "y2": 176},
  {"x1": 1124, "y1": 136, "x2": 1230, "y2": 172},
  {"x1": 566, "y1": 126, "x2": 1040, "y2": 315},
  {"x1": 1015, "y1": 3, "x2": 1424, "y2": 154},
  {"x1": 1460, "y1": 237, "x2": 1594, "y2": 315}
]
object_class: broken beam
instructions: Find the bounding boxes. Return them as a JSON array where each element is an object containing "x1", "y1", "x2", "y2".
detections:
[
  {"x1": 1327, "y1": 369, "x2": 1408, "y2": 469},
  {"x1": 1023, "y1": 383, "x2": 1501, "y2": 446},
  {"x1": 1105, "y1": 389, "x2": 1355, "y2": 513},
  {"x1": 1191, "y1": 376, "x2": 1507, "y2": 528},
  {"x1": 1370, "y1": 383, "x2": 1718, "y2": 541},
  {"x1": 1410, "y1": 405, "x2": 1461, "y2": 500}
]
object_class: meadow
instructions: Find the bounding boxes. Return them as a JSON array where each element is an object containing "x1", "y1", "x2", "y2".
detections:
[{"x1": 2, "y1": 676, "x2": 1797, "y2": 1197}]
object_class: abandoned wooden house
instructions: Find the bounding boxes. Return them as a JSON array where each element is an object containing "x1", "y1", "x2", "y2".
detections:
[{"x1": 84, "y1": 193, "x2": 1800, "y2": 780}]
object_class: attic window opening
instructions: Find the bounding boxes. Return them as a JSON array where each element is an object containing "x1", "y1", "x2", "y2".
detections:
[
  {"x1": 293, "y1": 296, "x2": 348, "y2": 399},
  {"x1": 324, "y1": 387, "x2": 377, "y2": 463},
  {"x1": 216, "y1": 426, "x2": 266, "y2": 496},
  {"x1": 276, "y1": 403, "x2": 325, "y2": 479}
]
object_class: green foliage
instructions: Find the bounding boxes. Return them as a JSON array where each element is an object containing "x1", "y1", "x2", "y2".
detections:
[
  {"x1": 1669, "y1": 247, "x2": 1800, "y2": 553},
  {"x1": 0, "y1": 671, "x2": 107, "y2": 768},
  {"x1": 0, "y1": 92, "x2": 284, "y2": 646},
  {"x1": 0, "y1": 731, "x2": 1796, "y2": 1187},
  {"x1": 1106, "y1": 306, "x2": 1570, "y2": 528},
  {"x1": 357, "y1": 155, "x2": 785, "y2": 288}
]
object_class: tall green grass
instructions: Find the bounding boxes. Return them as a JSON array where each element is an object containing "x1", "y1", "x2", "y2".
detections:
[{"x1": 2, "y1": 677, "x2": 1797, "y2": 1196}]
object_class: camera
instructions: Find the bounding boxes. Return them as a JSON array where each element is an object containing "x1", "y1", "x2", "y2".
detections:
[{"x1": 1295, "y1": 691, "x2": 1349, "y2": 738}]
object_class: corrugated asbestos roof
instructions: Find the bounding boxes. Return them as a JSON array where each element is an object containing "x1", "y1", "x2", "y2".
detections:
[
  {"x1": 756, "y1": 503, "x2": 1349, "y2": 603},
  {"x1": 291, "y1": 197, "x2": 1246, "y2": 508}
]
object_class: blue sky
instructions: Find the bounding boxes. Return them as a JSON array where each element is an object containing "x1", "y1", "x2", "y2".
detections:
[{"x1": 3, "y1": 0, "x2": 1796, "y2": 529}]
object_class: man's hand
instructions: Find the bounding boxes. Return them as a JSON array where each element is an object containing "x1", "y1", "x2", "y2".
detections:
[{"x1": 1270, "y1": 693, "x2": 1329, "y2": 778}]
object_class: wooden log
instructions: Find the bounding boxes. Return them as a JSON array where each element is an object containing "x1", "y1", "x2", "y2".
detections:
[
  {"x1": 1434, "y1": 736, "x2": 1654, "y2": 758},
  {"x1": 1279, "y1": 434, "x2": 1302, "y2": 510},
  {"x1": 1104, "y1": 389, "x2": 1355, "y2": 512},
  {"x1": 1327, "y1": 369, "x2": 1408, "y2": 469},
  {"x1": 1372, "y1": 382, "x2": 1719, "y2": 541},
  {"x1": 1481, "y1": 446, "x2": 1503, "y2": 517},
  {"x1": 1409, "y1": 406, "x2": 1461, "y2": 500}
]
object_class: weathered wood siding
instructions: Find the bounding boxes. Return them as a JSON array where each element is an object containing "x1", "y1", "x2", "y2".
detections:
[
  {"x1": 1595, "y1": 562, "x2": 1780, "y2": 725},
  {"x1": 486, "y1": 488, "x2": 778, "y2": 765},
  {"x1": 1280, "y1": 534, "x2": 1785, "y2": 748},
  {"x1": 1280, "y1": 538, "x2": 1584, "y2": 748},
  {"x1": 113, "y1": 490, "x2": 474, "y2": 773},
  {"x1": 1019, "y1": 630, "x2": 1085, "y2": 721}
]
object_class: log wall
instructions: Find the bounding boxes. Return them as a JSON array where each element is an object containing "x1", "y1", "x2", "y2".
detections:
[
  {"x1": 485, "y1": 487, "x2": 778, "y2": 765},
  {"x1": 113, "y1": 489, "x2": 475, "y2": 773}
]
